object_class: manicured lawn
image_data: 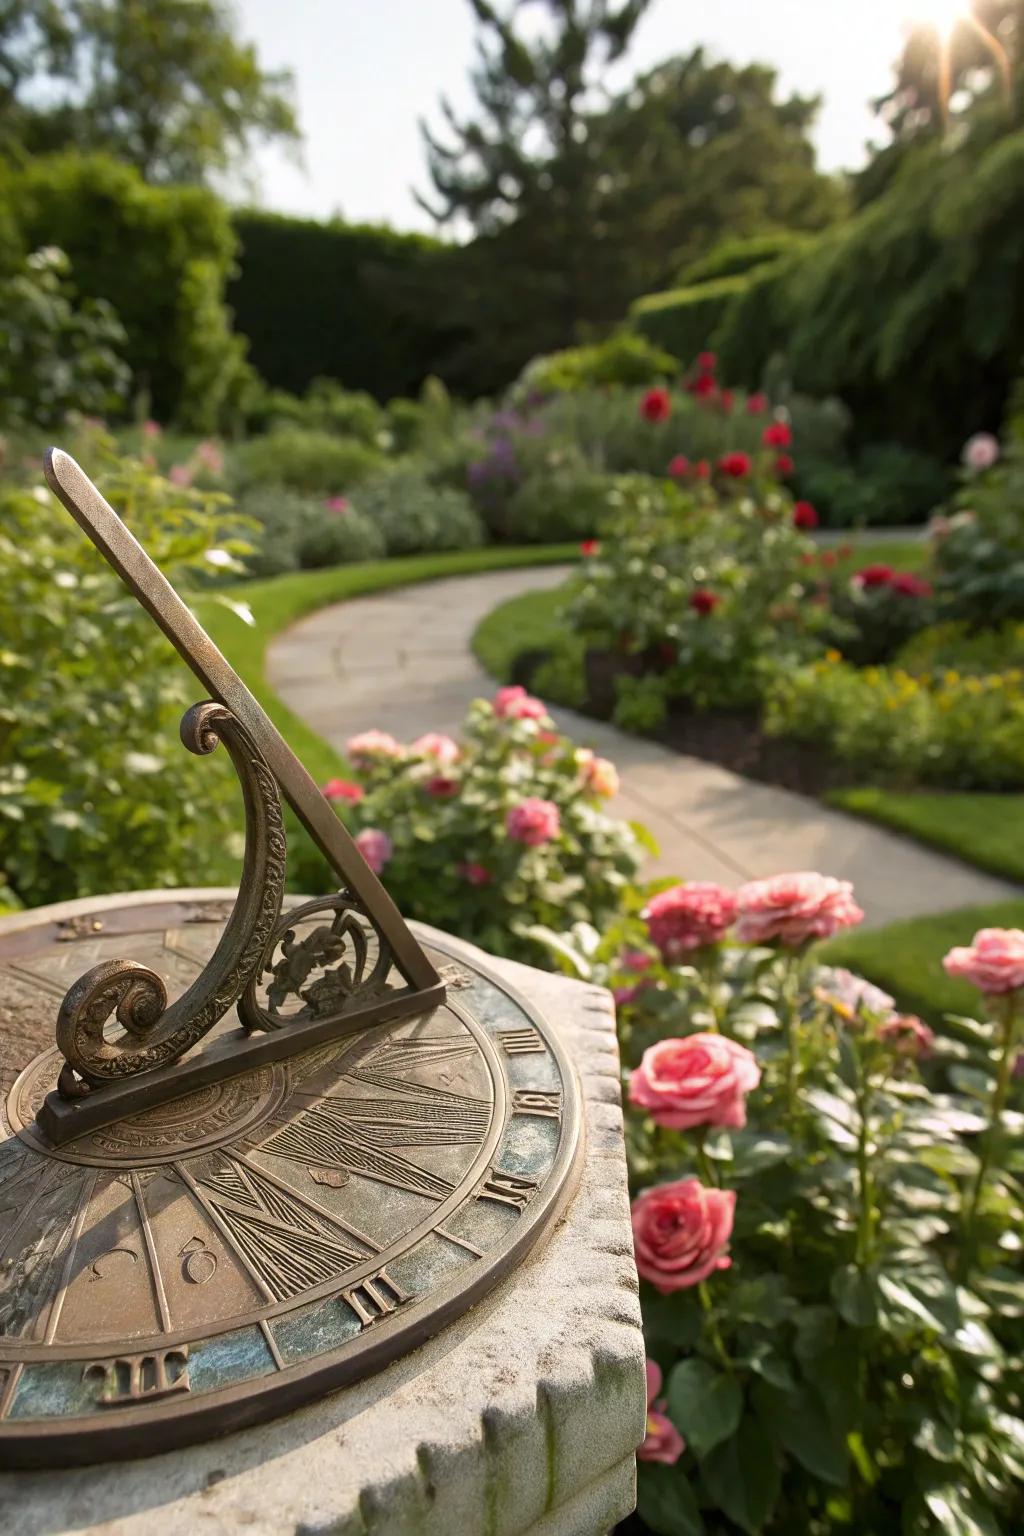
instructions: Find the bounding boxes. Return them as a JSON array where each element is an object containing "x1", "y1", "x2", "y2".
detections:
[
  {"x1": 828, "y1": 788, "x2": 1024, "y2": 886},
  {"x1": 817, "y1": 900, "x2": 1024, "y2": 1023},
  {"x1": 198, "y1": 544, "x2": 580, "y2": 787},
  {"x1": 825, "y1": 537, "x2": 927, "y2": 574},
  {"x1": 472, "y1": 584, "x2": 570, "y2": 684}
]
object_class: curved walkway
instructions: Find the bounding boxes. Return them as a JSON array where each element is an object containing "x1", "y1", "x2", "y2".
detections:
[{"x1": 267, "y1": 566, "x2": 1020, "y2": 930}]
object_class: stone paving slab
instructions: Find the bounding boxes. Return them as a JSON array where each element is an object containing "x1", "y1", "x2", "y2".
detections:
[{"x1": 266, "y1": 566, "x2": 1022, "y2": 929}]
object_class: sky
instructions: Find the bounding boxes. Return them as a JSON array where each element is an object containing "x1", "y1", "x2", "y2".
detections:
[{"x1": 236, "y1": 0, "x2": 922, "y2": 231}]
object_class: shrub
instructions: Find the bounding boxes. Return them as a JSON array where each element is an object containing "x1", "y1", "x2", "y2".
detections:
[
  {"x1": 932, "y1": 415, "x2": 1024, "y2": 628},
  {"x1": 825, "y1": 564, "x2": 936, "y2": 666},
  {"x1": 318, "y1": 690, "x2": 642, "y2": 962},
  {"x1": 0, "y1": 429, "x2": 245, "y2": 907},
  {"x1": 566, "y1": 468, "x2": 830, "y2": 714},
  {"x1": 798, "y1": 444, "x2": 950, "y2": 528},
  {"x1": 0, "y1": 246, "x2": 130, "y2": 427},
  {"x1": 898, "y1": 619, "x2": 1024, "y2": 677},
  {"x1": 543, "y1": 886, "x2": 1024, "y2": 1536},
  {"x1": 231, "y1": 428, "x2": 385, "y2": 495},
  {"x1": 675, "y1": 231, "x2": 811, "y2": 287},
  {"x1": 238, "y1": 485, "x2": 385, "y2": 576},
  {"x1": 630, "y1": 276, "x2": 750, "y2": 364},
  {"x1": 347, "y1": 466, "x2": 485, "y2": 556},
  {"x1": 502, "y1": 468, "x2": 617, "y2": 543},
  {"x1": 764, "y1": 652, "x2": 1024, "y2": 789},
  {"x1": 3, "y1": 153, "x2": 239, "y2": 426},
  {"x1": 517, "y1": 332, "x2": 679, "y2": 396}
]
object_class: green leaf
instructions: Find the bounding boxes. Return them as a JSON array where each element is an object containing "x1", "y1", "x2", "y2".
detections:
[
  {"x1": 877, "y1": 1274, "x2": 950, "y2": 1335},
  {"x1": 666, "y1": 1360, "x2": 743, "y2": 1459},
  {"x1": 702, "y1": 1421, "x2": 781, "y2": 1535},
  {"x1": 636, "y1": 1463, "x2": 705, "y2": 1536},
  {"x1": 629, "y1": 818, "x2": 661, "y2": 857},
  {"x1": 519, "y1": 924, "x2": 592, "y2": 979},
  {"x1": 923, "y1": 1482, "x2": 1003, "y2": 1536},
  {"x1": 831, "y1": 1265, "x2": 877, "y2": 1327},
  {"x1": 754, "y1": 1384, "x2": 848, "y2": 1485},
  {"x1": 728, "y1": 1133, "x2": 793, "y2": 1177}
]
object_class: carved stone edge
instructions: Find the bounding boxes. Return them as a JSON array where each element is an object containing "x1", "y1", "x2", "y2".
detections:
[{"x1": 1, "y1": 903, "x2": 646, "y2": 1536}]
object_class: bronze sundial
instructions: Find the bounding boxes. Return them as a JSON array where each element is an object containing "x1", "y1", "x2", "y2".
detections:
[{"x1": 0, "y1": 452, "x2": 581, "y2": 1468}]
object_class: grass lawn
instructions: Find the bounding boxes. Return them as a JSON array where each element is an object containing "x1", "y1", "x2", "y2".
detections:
[
  {"x1": 828, "y1": 788, "x2": 1024, "y2": 886},
  {"x1": 826, "y1": 537, "x2": 926, "y2": 574},
  {"x1": 197, "y1": 544, "x2": 580, "y2": 787},
  {"x1": 817, "y1": 900, "x2": 1024, "y2": 1023}
]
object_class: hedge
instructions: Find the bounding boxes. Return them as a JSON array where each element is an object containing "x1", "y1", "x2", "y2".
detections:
[
  {"x1": 0, "y1": 154, "x2": 238, "y2": 425},
  {"x1": 631, "y1": 124, "x2": 1024, "y2": 456},
  {"x1": 228, "y1": 211, "x2": 458, "y2": 401},
  {"x1": 630, "y1": 275, "x2": 751, "y2": 366}
]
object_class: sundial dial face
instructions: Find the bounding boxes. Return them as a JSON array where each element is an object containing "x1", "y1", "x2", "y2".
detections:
[{"x1": 0, "y1": 898, "x2": 581, "y2": 1467}]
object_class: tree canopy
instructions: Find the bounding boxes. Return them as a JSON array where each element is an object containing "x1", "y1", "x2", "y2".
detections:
[{"x1": 0, "y1": 0, "x2": 299, "y2": 183}]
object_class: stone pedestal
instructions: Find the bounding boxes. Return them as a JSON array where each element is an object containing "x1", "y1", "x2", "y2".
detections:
[{"x1": 2, "y1": 896, "x2": 645, "y2": 1536}]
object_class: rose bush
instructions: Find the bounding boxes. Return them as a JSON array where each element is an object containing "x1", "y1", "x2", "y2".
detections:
[
  {"x1": 316, "y1": 687, "x2": 643, "y2": 962},
  {"x1": 540, "y1": 883, "x2": 1024, "y2": 1536}
]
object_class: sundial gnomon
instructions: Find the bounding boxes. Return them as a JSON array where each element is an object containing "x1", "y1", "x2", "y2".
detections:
[{"x1": 0, "y1": 452, "x2": 581, "y2": 1467}]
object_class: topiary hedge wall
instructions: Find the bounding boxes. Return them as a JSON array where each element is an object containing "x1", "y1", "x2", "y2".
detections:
[
  {"x1": 0, "y1": 154, "x2": 239, "y2": 426},
  {"x1": 228, "y1": 211, "x2": 459, "y2": 402},
  {"x1": 630, "y1": 275, "x2": 750, "y2": 368}
]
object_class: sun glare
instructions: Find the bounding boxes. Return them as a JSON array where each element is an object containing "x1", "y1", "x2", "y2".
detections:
[{"x1": 910, "y1": 0, "x2": 969, "y2": 37}]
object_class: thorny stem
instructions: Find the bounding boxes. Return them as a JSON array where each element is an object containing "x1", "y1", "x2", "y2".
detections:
[{"x1": 959, "y1": 992, "x2": 1019, "y2": 1282}]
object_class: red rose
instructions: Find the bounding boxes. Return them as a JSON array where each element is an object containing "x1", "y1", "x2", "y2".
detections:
[
  {"x1": 630, "y1": 1033, "x2": 761, "y2": 1131},
  {"x1": 763, "y1": 421, "x2": 792, "y2": 448},
  {"x1": 719, "y1": 452, "x2": 751, "y2": 478},
  {"x1": 694, "y1": 459, "x2": 711, "y2": 479},
  {"x1": 667, "y1": 454, "x2": 690, "y2": 478},
  {"x1": 645, "y1": 882, "x2": 737, "y2": 956},
  {"x1": 821, "y1": 550, "x2": 837, "y2": 568},
  {"x1": 793, "y1": 501, "x2": 819, "y2": 530},
  {"x1": 692, "y1": 374, "x2": 716, "y2": 399},
  {"x1": 775, "y1": 454, "x2": 795, "y2": 475},
  {"x1": 322, "y1": 778, "x2": 364, "y2": 804},
  {"x1": 580, "y1": 538, "x2": 600, "y2": 557},
  {"x1": 746, "y1": 392, "x2": 768, "y2": 415},
  {"x1": 640, "y1": 388, "x2": 671, "y2": 423},
  {"x1": 457, "y1": 861, "x2": 492, "y2": 886},
  {"x1": 891, "y1": 572, "x2": 933, "y2": 598},
  {"x1": 424, "y1": 774, "x2": 460, "y2": 799},
  {"x1": 719, "y1": 389, "x2": 734, "y2": 415},
  {"x1": 697, "y1": 351, "x2": 717, "y2": 372},
  {"x1": 632, "y1": 1179, "x2": 736, "y2": 1292},
  {"x1": 856, "y1": 564, "x2": 895, "y2": 589},
  {"x1": 690, "y1": 588, "x2": 720, "y2": 616}
]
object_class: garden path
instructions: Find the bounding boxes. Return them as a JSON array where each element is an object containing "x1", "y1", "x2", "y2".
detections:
[{"x1": 267, "y1": 566, "x2": 1020, "y2": 930}]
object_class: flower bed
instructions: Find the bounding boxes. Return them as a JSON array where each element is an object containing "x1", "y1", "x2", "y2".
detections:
[{"x1": 540, "y1": 878, "x2": 1024, "y2": 1536}]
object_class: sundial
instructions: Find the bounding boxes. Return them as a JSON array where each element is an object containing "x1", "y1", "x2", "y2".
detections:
[{"x1": 0, "y1": 451, "x2": 582, "y2": 1469}]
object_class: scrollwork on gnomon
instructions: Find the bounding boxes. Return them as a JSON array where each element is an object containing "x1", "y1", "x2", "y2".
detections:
[{"x1": 55, "y1": 702, "x2": 287, "y2": 1095}]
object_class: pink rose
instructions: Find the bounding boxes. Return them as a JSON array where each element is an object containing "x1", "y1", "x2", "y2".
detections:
[
  {"x1": 878, "y1": 1014, "x2": 935, "y2": 1059},
  {"x1": 168, "y1": 463, "x2": 193, "y2": 487},
  {"x1": 638, "y1": 1361, "x2": 685, "y2": 1465},
  {"x1": 347, "y1": 729, "x2": 403, "y2": 769},
  {"x1": 493, "y1": 685, "x2": 548, "y2": 721},
  {"x1": 577, "y1": 748, "x2": 620, "y2": 798},
  {"x1": 735, "y1": 872, "x2": 863, "y2": 947},
  {"x1": 644, "y1": 884, "x2": 737, "y2": 958},
  {"x1": 424, "y1": 774, "x2": 460, "y2": 799},
  {"x1": 410, "y1": 732, "x2": 460, "y2": 766},
  {"x1": 631, "y1": 1179, "x2": 736, "y2": 1293},
  {"x1": 943, "y1": 928, "x2": 1024, "y2": 994},
  {"x1": 324, "y1": 495, "x2": 349, "y2": 513},
  {"x1": 506, "y1": 797, "x2": 561, "y2": 846},
  {"x1": 322, "y1": 778, "x2": 364, "y2": 804},
  {"x1": 354, "y1": 828, "x2": 393, "y2": 874},
  {"x1": 195, "y1": 439, "x2": 224, "y2": 475},
  {"x1": 629, "y1": 1034, "x2": 760, "y2": 1131},
  {"x1": 458, "y1": 862, "x2": 492, "y2": 886},
  {"x1": 962, "y1": 432, "x2": 1000, "y2": 473},
  {"x1": 141, "y1": 418, "x2": 161, "y2": 439}
]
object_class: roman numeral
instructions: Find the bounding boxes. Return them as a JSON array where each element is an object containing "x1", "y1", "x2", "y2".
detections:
[
  {"x1": 512, "y1": 1090, "x2": 562, "y2": 1119},
  {"x1": 341, "y1": 1266, "x2": 411, "y2": 1328},
  {"x1": 478, "y1": 1168, "x2": 537, "y2": 1210},
  {"x1": 84, "y1": 1347, "x2": 190, "y2": 1405},
  {"x1": 498, "y1": 1027, "x2": 544, "y2": 1056}
]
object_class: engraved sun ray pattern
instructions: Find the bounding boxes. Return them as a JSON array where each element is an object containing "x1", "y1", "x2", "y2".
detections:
[
  {"x1": 263, "y1": 1035, "x2": 489, "y2": 1201},
  {"x1": 186, "y1": 1156, "x2": 373, "y2": 1302}
]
